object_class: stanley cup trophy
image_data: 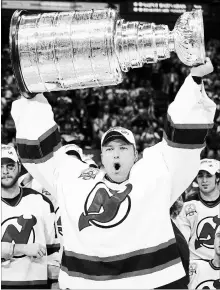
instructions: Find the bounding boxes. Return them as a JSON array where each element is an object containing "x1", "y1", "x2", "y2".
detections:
[{"x1": 10, "y1": 8, "x2": 205, "y2": 96}]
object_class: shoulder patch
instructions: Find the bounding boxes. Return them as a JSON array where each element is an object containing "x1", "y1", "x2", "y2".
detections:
[
  {"x1": 79, "y1": 167, "x2": 99, "y2": 180},
  {"x1": 22, "y1": 187, "x2": 55, "y2": 213}
]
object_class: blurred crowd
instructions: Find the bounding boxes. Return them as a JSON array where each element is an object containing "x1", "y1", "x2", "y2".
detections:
[
  {"x1": 1, "y1": 38, "x2": 220, "y2": 290},
  {"x1": 1, "y1": 39, "x2": 220, "y2": 160}
]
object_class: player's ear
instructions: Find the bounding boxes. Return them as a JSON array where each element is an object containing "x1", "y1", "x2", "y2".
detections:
[{"x1": 134, "y1": 149, "x2": 138, "y2": 163}]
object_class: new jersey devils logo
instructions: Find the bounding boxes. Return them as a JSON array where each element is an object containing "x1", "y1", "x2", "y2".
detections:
[
  {"x1": 1, "y1": 215, "x2": 37, "y2": 258},
  {"x1": 195, "y1": 215, "x2": 220, "y2": 250},
  {"x1": 78, "y1": 183, "x2": 132, "y2": 231}
]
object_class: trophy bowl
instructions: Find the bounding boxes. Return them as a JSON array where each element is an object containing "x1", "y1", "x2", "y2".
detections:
[
  {"x1": 172, "y1": 9, "x2": 205, "y2": 66},
  {"x1": 9, "y1": 8, "x2": 206, "y2": 95}
]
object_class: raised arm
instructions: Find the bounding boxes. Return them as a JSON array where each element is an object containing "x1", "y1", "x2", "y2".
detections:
[
  {"x1": 143, "y1": 58, "x2": 216, "y2": 206},
  {"x1": 175, "y1": 205, "x2": 192, "y2": 243},
  {"x1": 11, "y1": 93, "x2": 86, "y2": 195}
]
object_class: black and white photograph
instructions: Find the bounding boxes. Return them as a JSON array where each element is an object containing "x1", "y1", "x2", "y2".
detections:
[{"x1": 1, "y1": 0, "x2": 220, "y2": 289}]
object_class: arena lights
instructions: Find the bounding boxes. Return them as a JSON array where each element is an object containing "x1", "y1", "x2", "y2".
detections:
[
  {"x1": 2, "y1": 1, "x2": 119, "y2": 11},
  {"x1": 133, "y1": 2, "x2": 202, "y2": 13}
]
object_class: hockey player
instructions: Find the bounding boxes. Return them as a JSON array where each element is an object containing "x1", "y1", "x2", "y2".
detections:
[
  {"x1": 11, "y1": 59, "x2": 216, "y2": 289},
  {"x1": 188, "y1": 227, "x2": 220, "y2": 289},
  {"x1": 176, "y1": 158, "x2": 220, "y2": 261},
  {"x1": 1, "y1": 145, "x2": 61, "y2": 289}
]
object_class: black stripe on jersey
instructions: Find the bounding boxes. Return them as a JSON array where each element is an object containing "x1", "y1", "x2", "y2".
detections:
[
  {"x1": 16, "y1": 125, "x2": 61, "y2": 164},
  {"x1": 198, "y1": 193, "x2": 220, "y2": 208},
  {"x1": 163, "y1": 114, "x2": 211, "y2": 149},
  {"x1": 61, "y1": 238, "x2": 181, "y2": 280},
  {"x1": 48, "y1": 278, "x2": 58, "y2": 288},
  {"x1": 55, "y1": 207, "x2": 59, "y2": 215},
  {"x1": 1, "y1": 280, "x2": 48, "y2": 289},
  {"x1": 1, "y1": 188, "x2": 23, "y2": 207},
  {"x1": 210, "y1": 259, "x2": 220, "y2": 270},
  {"x1": 22, "y1": 188, "x2": 55, "y2": 213},
  {"x1": 47, "y1": 243, "x2": 60, "y2": 255}
]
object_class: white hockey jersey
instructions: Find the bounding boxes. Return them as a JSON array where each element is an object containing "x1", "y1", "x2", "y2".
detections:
[
  {"x1": 19, "y1": 172, "x2": 59, "y2": 211},
  {"x1": 176, "y1": 195, "x2": 220, "y2": 261},
  {"x1": 19, "y1": 173, "x2": 64, "y2": 259},
  {"x1": 11, "y1": 74, "x2": 216, "y2": 289},
  {"x1": 1, "y1": 188, "x2": 60, "y2": 288},
  {"x1": 188, "y1": 259, "x2": 220, "y2": 289}
]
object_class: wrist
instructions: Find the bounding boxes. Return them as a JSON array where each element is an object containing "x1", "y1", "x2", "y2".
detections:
[
  {"x1": 190, "y1": 58, "x2": 214, "y2": 77},
  {"x1": 14, "y1": 244, "x2": 25, "y2": 256},
  {"x1": 21, "y1": 91, "x2": 37, "y2": 99}
]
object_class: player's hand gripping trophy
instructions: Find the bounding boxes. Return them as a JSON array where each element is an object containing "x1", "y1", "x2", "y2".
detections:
[{"x1": 10, "y1": 8, "x2": 205, "y2": 97}]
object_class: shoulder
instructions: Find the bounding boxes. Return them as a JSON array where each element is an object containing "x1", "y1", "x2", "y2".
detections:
[
  {"x1": 78, "y1": 167, "x2": 101, "y2": 181},
  {"x1": 142, "y1": 142, "x2": 163, "y2": 160},
  {"x1": 142, "y1": 142, "x2": 168, "y2": 173},
  {"x1": 58, "y1": 153, "x2": 89, "y2": 179},
  {"x1": 190, "y1": 259, "x2": 210, "y2": 273},
  {"x1": 22, "y1": 187, "x2": 55, "y2": 213},
  {"x1": 131, "y1": 143, "x2": 166, "y2": 178}
]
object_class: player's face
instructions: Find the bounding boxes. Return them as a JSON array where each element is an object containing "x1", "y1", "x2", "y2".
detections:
[
  {"x1": 101, "y1": 139, "x2": 137, "y2": 183},
  {"x1": 1, "y1": 160, "x2": 20, "y2": 189},
  {"x1": 197, "y1": 170, "x2": 217, "y2": 195},
  {"x1": 214, "y1": 231, "x2": 220, "y2": 256}
]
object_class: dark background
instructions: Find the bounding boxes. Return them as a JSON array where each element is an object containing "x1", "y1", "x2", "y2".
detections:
[{"x1": 2, "y1": 0, "x2": 220, "y2": 45}]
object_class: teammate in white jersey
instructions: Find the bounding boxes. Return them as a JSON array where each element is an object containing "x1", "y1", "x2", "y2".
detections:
[
  {"x1": 176, "y1": 158, "x2": 220, "y2": 261},
  {"x1": 188, "y1": 227, "x2": 220, "y2": 289},
  {"x1": 11, "y1": 59, "x2": 216, "y2": 289},
  {"x1": 1, "y1": 145, "x2": 61, "y2": 289}
]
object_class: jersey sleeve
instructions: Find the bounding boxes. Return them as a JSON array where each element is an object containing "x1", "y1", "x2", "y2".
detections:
[
  {"x1": 41, "y1": 195, "x2": 61, "y2": 269},
  {"x1": 144, "y1": 74, "x2": 216, "y2": 206},
  {"x1": 175, "y1": 205, "x2": 192, "y2": 243},
  {"x1": 11, "y1": 93, "x2": 86, "y2": 196}
]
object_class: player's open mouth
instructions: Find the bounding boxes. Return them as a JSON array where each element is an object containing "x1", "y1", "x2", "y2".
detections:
[{"x1": 114, "y1": 163, "x2": 121, "y2": 171}]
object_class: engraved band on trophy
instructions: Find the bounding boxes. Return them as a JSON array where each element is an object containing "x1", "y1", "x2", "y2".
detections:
[{"x1": 9, "y1": 8, "x2": 205, "y2": 96}]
